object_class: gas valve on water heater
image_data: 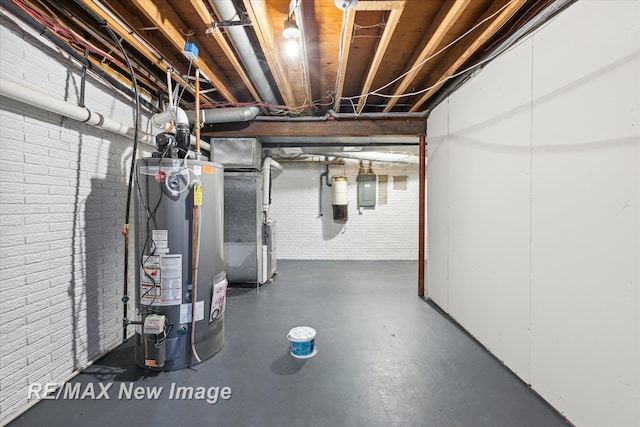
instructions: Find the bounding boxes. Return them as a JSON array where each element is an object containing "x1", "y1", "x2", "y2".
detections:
[{"x1": 332, "y1": 176, "x2": 348, "y2": 222}]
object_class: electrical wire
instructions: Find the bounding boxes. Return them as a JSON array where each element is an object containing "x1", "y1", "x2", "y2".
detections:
[
  {"x1": 353, "y1": 21, "x2": 386, "y2": 31},
  {"x1": 288, "y1": 0, "x2": 301, "y2": 18},
  {"x1": 12, "y1": 0, "x2": 125, "y2": 68},
  {"x1": 99, "y1": 20, "x2": 140, "y2": 344},
  {"x1": 136, "y1": 147, "x2": 171, "y2": 314},
  {"x1": 366, "y1": 0, "x2": 517, "y2": 99},
  {"x1": 175, "y1": 61, "x2": 193, "y2": 107},
  {"x1": 349, "y1": 12, "x2": 550, "y2": 103},
  {"x1": 155, "y1": 324, "x2": 173, "y2": 348},
  {"x1": 334, "y1": 0, "x2": 522, "y2": 113}
]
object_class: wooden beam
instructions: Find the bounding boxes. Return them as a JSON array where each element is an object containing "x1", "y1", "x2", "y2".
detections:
[
  {"x1": 409, "y1": 0, "x2": 527, "y2": 112},
  {"x1": 242, "y1": 0, "x2": 296, "y2": 106},
  {"x1": 333, "y1": 8, "x2": 356, "y2": 112},
  {"x1": 76, "y1": 0, "x2": 212, "y2": 104},
  {"x1": 130, "y1": 0, "x2": 238, "y2": 103},
  {"x1": 75, "y1": 1, "x2": 182, "y2": 89},
  {"x1": 201, "y1": 118, "x2": 426, "y2": 137},
  {"x1": 354, "y1": 1, "x2": 406, "y2": 11},
  {"x1": 29, "y1": 0, "x2": 166, "y2": 94},
  {"x1": 356, "y1": 2, "x2": 405, "y2": 113},
  {"x1": 296, "y1": 0, "x2": 313, "y2": 107},
  {"x1": 188, "y1": 0, "x2": 264, "y2": 105},
  {"x1": 383, "y1": 0, "x2": 471, "y2": 112}
]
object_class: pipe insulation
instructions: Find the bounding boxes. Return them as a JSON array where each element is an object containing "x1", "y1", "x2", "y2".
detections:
[
  {"x1": 211, "y1": 0, "x2": 279, "y2": 105},
  {"x1": 0, "y1": 76, "x2": 211, "y2": 151}
]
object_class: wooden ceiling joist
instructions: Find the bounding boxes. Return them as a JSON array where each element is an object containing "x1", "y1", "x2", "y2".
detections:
[
  {"x1": 333, "y1": 7, "x2": 356, "y2": 112},
  {"x1": 42, "y1": 0, "x2": 549, "y2": 116},
  {"x1": 76, "y1": 0, "x2": 210, "y2": 104},
  {"x1": 409, "y1": 0, "x2": 527, "y2": 112},
  {"x1": 30, "y1": 0, "x2": 165, "y2": 94},
  {"x1": 355, "y1": 0, "x2": 405, "y2": 113},
  {"x1": 130, "y1": 0, "x2": 239, "y2": 103},
  {"x1": 242, "y1": 0, "x2": 296, "y2": 107},
  {"x1": 383, "y1": 0, "x2": 471, "y2": 112}
]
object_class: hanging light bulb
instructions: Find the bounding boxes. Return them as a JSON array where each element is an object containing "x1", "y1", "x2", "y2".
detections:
[
  {"x1": 282, "y1": 17, "x2": 300, "y2": 39},
  {"x1": 285, "y1": 39, "x2": 300, "y2": 58}
]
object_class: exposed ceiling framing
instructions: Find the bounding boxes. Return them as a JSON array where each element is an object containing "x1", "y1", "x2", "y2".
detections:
[{"x1": 1, "y1": 0, "x2": 573, "y2": 150}]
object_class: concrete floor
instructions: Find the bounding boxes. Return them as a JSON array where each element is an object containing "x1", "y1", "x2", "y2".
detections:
[{"x1": 9, "y1": 260, "x2": 570, "y2": 427}]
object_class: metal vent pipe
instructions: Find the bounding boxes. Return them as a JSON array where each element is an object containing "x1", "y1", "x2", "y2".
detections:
[{"x1": 211, "y1": 0, "x2": 280, "y2": 106}]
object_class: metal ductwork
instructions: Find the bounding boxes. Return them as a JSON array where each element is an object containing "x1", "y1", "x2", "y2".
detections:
[
  {"x1": 184, "y1": 106, "x2": 260, "y2": 125},
  {"x1": 211, "y1": 0, "x2": 279, "y2": 106}
]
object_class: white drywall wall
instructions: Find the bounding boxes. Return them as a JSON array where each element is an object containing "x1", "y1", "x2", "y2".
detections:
[{"x1": 427, "y1": 2, "x2": 640, "y2": 426}]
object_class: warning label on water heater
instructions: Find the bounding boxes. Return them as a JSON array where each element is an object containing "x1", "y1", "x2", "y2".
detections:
[
  {"x1": 140, "y1": 254, "x2": 182, "y2": 306},
  {"x1": 152, "y1": 229, "x2": 169, "y2": 254}
]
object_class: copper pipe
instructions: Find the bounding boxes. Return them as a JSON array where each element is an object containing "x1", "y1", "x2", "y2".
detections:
[
  {"x1": 192, "y1": 68, "x2": 201, "y2": 360},
  {"x1": 418, "y1": 133, "x2": 426, "y2": 298},
  {"x1": 191, "y1": 202, "x2": 202, "y2": 362}
]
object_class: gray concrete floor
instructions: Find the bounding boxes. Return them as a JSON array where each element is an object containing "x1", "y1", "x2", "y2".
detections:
[{"x1": 9, "y1": 260, "x2": 570, "y2": 427}]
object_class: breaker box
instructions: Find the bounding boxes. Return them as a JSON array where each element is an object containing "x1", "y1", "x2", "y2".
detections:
[{"x1": 357, "y1": 174, "x2": 377, "y2": 207}]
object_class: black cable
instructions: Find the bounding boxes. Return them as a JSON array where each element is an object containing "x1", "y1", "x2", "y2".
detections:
[
  {"x1": 79, "y1": 44, "x2": 88, "y2": 107},
  {"x1": 137, "y1": 147, "x2": 172, "y2": 315},
  {"x1": 103, "y1": 25, "x2": 139, "y2": 242},
  {"x1": 101, "y1": 24, "x2": 140, "y2": 342}
]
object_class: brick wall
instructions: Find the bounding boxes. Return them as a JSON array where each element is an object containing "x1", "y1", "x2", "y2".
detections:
[
  {"x1": 270, "y1": 160, "x2": 419, "y2": 260},
  {"x1": 0, "y1": 13, "x2": 151, "y2": 422}
]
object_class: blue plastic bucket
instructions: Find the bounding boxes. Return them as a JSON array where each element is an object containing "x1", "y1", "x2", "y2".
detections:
[{"x1": 288, "y1": 326, "x2": 317, "y2": 358}]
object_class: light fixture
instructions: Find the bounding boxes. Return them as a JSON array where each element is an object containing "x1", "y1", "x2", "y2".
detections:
[
  {"x1": 282, "y1": 17, "x2": 300, "y2": 39},
  {"x1": 285, "y1": 39, "x2": 300, "y2": 58},
  {"x1": 334, "y1": 0, "x2": 358, "y2": 10}
]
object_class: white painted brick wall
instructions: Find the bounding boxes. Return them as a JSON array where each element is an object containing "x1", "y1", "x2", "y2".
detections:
[
  {"x1": 0, "y1": 12, "x2": 152, "y2": 423},
  {"x1": 270, "y1": 160, "x2": 419, "y2": 260}
]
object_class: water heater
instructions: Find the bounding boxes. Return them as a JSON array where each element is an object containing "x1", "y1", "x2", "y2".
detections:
[{"x1": 134, "y1": 157, "x2": 226, "y2": 370}]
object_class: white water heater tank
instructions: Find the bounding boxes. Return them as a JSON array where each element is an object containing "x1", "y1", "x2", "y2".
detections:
[{"x1": 332, "y1": 176, "x2": 348, "y2": 221}]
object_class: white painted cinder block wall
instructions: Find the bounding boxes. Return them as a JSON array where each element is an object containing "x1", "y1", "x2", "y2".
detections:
[
  {"x1": 427, "y1": 2, "x2": 640, "y2": 426},
  {"x1": 0, "y1": 13, "x2": 151, "y2": 423},
  {"x1": 270, "y1": 160, "x2": 419, "y2": 260}
]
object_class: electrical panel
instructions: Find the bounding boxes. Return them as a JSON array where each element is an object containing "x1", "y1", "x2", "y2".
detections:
[{"x1": 357, "y1": 174, "x2": 376, "y2": 207}]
